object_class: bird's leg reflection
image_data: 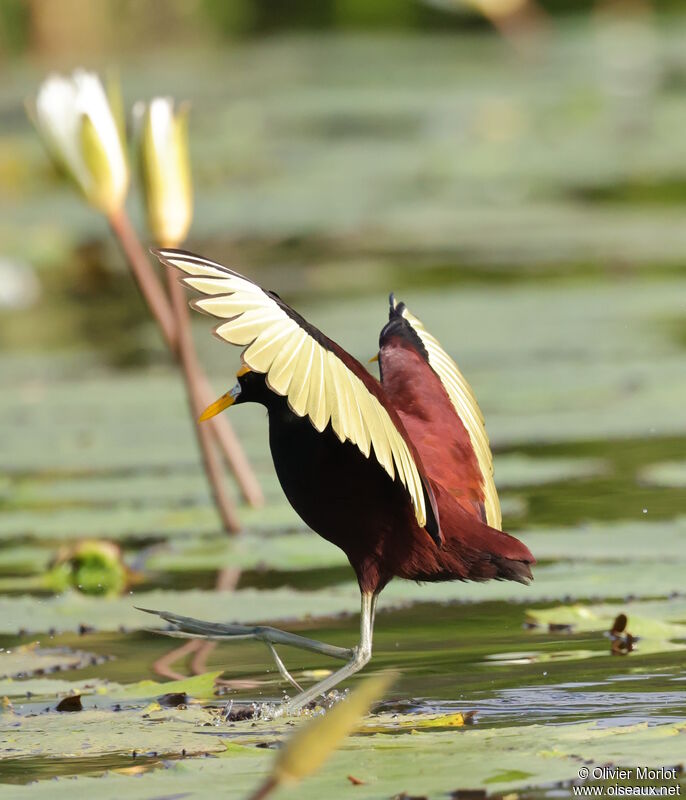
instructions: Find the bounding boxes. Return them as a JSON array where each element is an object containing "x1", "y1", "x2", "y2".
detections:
[{"x1": 138, "y1": 593, "x2": 377, "y2": 712}]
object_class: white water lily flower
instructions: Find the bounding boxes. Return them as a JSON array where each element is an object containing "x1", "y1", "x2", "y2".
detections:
[
  {"x1": 135, "y1": 97, "x2": 192, "y2": 247},
  {"x1": 32, "y1": 70, "x2": 129, "y2": 213}
]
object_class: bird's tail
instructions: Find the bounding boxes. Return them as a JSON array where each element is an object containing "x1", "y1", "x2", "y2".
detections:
[{"x1": 434, "y1": 483, "x2": 535, "y2": 585}]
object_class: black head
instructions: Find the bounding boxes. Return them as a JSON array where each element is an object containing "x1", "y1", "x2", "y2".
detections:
[
  {"x1": 232, "y1": 366, "x2": 273, "y2": 406},
  {"x1": 198, "y1": 365, "x2": 272, "y2": 421}
]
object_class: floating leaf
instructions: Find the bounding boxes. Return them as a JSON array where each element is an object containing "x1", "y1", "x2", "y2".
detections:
[
  {"x1": 638, "y1": 461, "x2": 686, "y2": 489},
  {"x1": 495, "y1": 455, "x2": 607, "y2": 489},
  {"x1": 525, "y1": 603, "x2": 686, "y2": 660},
  {"x1": 145, "y1": 532, "x2": 347, "y2": 574},
  {"x1": 5, "y1": 718, "x2": 686, "y2": 797},
  {"x1": 0, "y1": 644, "x2": 104, "y2": 679},
  {"x1": 3, "y1": 555, "x2": 686, "y2": 636},
  {"x1": 0, "y1": 705, "x2": 228, "y2": 760},
  {"x1": 114, "y1": 671, "x2": 221, "y2": 702},
  {"x1": 525, "y1": 604, "x2": 686, "y2": 639},
  {"x1": 520, "y1": 518, "x2": 686, "y2": 563},
  {"x1": 364, "y1": 710, "x2": 475, "y2": 733}
]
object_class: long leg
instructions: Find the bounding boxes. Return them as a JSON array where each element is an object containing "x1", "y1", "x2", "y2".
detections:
[
  {"x1": 138, "y1": 593, "x2": 377, "y2": 712},
  {"x1": 284, "y1": 591, "x2": 376, "y2": 714},
  {"x1": 370, "y1": 592, "x2": 379, "y2": 630}
]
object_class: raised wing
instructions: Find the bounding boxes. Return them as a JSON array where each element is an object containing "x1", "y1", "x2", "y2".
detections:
[
  {"x1": 155, "y1": 248, "x2": 437, "y2": 532},
  {"x1": 388, "y1": 297, "x2": 501, "y2": 531}
]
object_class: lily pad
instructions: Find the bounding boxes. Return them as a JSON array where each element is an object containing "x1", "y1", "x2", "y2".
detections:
[
  {"x1": 0, "y1": 705, "x2": 228, "y2": 760},
  {"x1": 0, "y1": 546, "x2": 52, "y2": 575},
  {"x1": 495, "y1": 455, "x2": 608, "y2": 489},
  {"x1": 0, "y1": 645, "x2": 103, "y2": 680},
  {"x1": 639, "y1": 461, "x2": 686, "y2": 489},
  {"x1": 0, "y1": 506, "x2": 221, "y2": 542},
  {"x1": 1, "y1": 556, "x2": 685, "y2": 636},
  {"x1": 520, "y1": 517, "x2": 686, "y2": 562},
  {"x1": 0, "y1": 671, "x2": 221, "y2": 709},
  {"x1": 145, "y1": 532, "x2": 348, "y2": 574},
  {"x1": 4, "y1": 718, "x2": 686, "y2": 797},
  {"x1": 526, "y1": 603, "x2": 686, "y2": 639}
]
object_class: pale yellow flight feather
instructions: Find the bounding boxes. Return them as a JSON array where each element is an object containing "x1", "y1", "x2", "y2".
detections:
[
  {"x1": 395, "y1": 303, "x2": 502, "y2": 531},
  {"x1": 158, "y1": 250, "x2": 428, "y2": 528}
]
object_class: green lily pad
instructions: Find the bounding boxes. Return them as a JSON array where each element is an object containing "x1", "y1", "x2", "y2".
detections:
[
  {"x1": 520, "y1": 517, "x2": 686, "y2": 562},
  {"x1": 0, "y1": 677, "x2": 110, "y2": 700},
  {"x1": 1, "y1": 556, "x2": 684, "y2": 635},
  {"x1": 145, "y1": 532, "x2": 347, "y2": 574},
  {"x1": 526, "y1": 603, "x2": 686, "y2": 639},
  {"x1": 639, "y1": 461, "x2": 686, "y2": 489},
  {"x1": 0, "y1": 645, "x2": 102, "y2": 680},
  {"x1": 0, "y1": 671, "x2": 221, "y2": 708},
  {"x1": 4, "y1": 718, "x2": 686, "y2": 797},
  {"x1": 495, "y1": 455, "x2": 608, "y2": 489},
  {"x1": 11, "y1": 507, "x2": 681, "y2": 588},
  {"x1": 524, "y1": 599, "x2": 686, "y2": 660},
  {"x1": 0, "y1": 705, "x2": 228, "y2": 760},
  {"x1": 112, "y1": 671, "x2": 221, "y2": 702},
  {"x1": 0, "y1": 506, "x2": 221, "y2": 542},
  {"x1": 0, "y1": 546, "x2": 52, "y2": 575}
]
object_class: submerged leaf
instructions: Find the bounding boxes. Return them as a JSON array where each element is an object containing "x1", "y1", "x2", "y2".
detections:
[
  {"x1": 0, "y1": 644, "x2": 103, "y2": 679},
  {"x1": 364, "y1": 710, "x2": 476, "y2": 733}
]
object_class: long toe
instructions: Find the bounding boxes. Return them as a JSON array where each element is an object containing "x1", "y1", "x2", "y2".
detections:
[{"x1": 136, "y1": 607, "x2": 258, "y2": 638}]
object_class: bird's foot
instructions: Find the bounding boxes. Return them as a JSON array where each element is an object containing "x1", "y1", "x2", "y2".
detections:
[
  {"x1": 283, "y1": 643, "x2": 372, "y2": 714},
  {"x1": 137, "y1": 606, "x2": 352, "y2": 695}
]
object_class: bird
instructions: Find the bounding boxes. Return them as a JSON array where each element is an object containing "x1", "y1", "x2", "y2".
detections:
[{"x1": 144, "y1": 248, "x2": 535, "y2": 714}]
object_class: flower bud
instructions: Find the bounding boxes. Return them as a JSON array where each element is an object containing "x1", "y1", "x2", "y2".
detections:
[
  {"x1": 135, "y1": 97, "x2": 192, "y2": 247},
  {"x1": 31, "y1": 70, "x2": 129, "y2": 214}
]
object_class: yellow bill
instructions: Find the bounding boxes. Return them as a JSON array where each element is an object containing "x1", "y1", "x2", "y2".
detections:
[{"x1": 198, "y1": 384, "x2": 241, "y2": 422}]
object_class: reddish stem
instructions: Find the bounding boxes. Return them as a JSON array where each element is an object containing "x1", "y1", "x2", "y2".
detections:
[
  {"x1": 108, "y1": 207, "x2": 177, "y2": 349},
  {"x1": 167, "y1": 271, "x2": 242, "y2": 533},
  {"x1": 197, "y1": 373, "x2": 264, "y2": 509},
  {"x1": 107, "y1": 207, "x2": 263, "y2": 512}
]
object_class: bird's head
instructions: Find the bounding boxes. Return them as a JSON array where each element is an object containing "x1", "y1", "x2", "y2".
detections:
[{"x1": 198, "y1": 364, "x2": 268, "y2": 421}]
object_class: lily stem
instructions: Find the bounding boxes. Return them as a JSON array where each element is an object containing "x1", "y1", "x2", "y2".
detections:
[
  {"x1": 107, "y1": 206, "x2": 264, "y2": 524},
  {"x1": 166, "y1": 269, "x2": 242, "y2": 532}
]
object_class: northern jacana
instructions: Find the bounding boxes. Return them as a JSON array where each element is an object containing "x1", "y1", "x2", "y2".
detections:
[{"x1": 145, "y1": 249, "x2": 535, "y2": 713}]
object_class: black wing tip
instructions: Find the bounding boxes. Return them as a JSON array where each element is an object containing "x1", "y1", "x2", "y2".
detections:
[
  {"x1": 387, "y1": 292, "x2": 407, "y2": 321},
  {"x1": 379, "y1": 300, "x2": 428, "y2": 362},
  {"x1": 421, "y1": 478, "x2": 444, "y2": 549}
]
